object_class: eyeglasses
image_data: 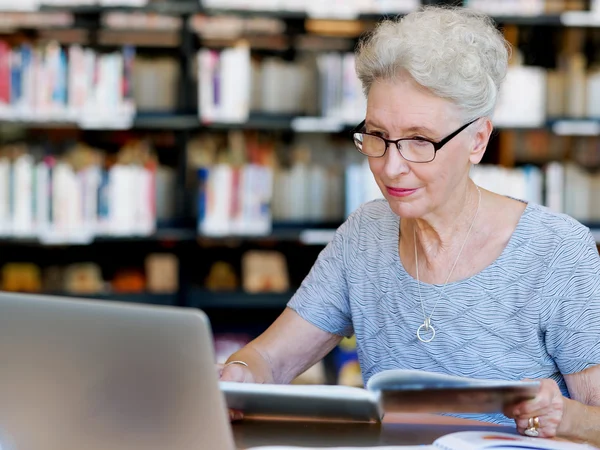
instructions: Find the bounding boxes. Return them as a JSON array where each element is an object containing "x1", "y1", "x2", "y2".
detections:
[{"x1": 351, "y1": 118, "x2": 479, "y2": 163}]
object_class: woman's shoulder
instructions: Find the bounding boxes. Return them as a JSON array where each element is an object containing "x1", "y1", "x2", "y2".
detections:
[
  {"x1": 525, "y1": 203, "x2": 590, "y2": 235},
  {"x1": 355, "y1": 198, "x2": 395, "y2": 218},
  {"x1": 345, "y1": 199, "x2": 397, "y2": 229},
  {"x1": 336, "y1": 199, "x2": 398, "y2": 245},
  {"x1": 522, "y1": 202, "x2": 594, "y2": 245}
]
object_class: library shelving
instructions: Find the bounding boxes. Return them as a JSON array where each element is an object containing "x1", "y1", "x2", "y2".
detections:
[
  {"x1": 186, "y1": 289, "x2": 292, "y2": 310},
  {"x1": 40, "y1": 289, "x2": 292, "y2": 310},
  {"x1": 45, "y1": 291, "x2": 179, "y2": 305},
  {"x1": 3, "y1": 0, "x2": 600, "y2": 332}
]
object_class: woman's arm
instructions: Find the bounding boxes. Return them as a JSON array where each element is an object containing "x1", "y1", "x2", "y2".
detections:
[
  {"x1": 222, "y1": 205, "x2": 363, "y2": 386},
  {"x1": 506, "y1": 226, "x2": 600, "y2": 443},
  {"x1": 222, "y1": 307, "x2": 343, "y2": 384},
  {"x1": 505, "y1": 366, "x2": 600, "y2": 445},
  {"x1": 559, "y1": 365, "x2": 600, "y2": 445}
]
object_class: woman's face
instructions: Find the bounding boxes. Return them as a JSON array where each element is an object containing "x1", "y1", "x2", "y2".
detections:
[{"x1": 365, "y1": 77, "x2": 487, "y2": 220}]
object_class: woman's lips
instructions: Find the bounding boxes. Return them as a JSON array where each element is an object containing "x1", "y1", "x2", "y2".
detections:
[{"x1": 386, "y1": 186, "x2": 418, "y2": 198}]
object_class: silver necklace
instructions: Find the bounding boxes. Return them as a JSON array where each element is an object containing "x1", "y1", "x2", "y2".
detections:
[{"x1": 414, "y1": 186, "x2": 482, "y2": 343}]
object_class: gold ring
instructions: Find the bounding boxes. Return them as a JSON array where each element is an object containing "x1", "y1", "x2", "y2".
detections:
[{"x1": 524, "y1": 416, "x2": 540, "y2": 437}]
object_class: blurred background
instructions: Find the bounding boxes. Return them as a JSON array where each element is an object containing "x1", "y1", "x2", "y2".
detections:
[{"x1": 0, "y1": 0, "x2": 599, "y2": 386}]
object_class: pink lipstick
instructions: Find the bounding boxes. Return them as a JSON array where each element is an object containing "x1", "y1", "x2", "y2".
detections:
[{"x1": 386, "y1": 187, "x2": 418, "y2": 198}]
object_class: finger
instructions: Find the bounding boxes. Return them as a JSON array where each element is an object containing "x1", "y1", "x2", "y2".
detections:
[
  {"x1": 216, "y1": 363, "x2": 225, "y2": 378},
  {"x1": 515, "y1": 404, "x2": 554, "y2": 421},
  {"x1": 516, "y1": 412, "x2": 561, "y2": 439},
  {"x1": 221, "y1": 364, "x2": 253, "y2": 383},
  {"x1": 516, "y1": 415, "x2": 541, "y2": 431},
  {"x1": 511, "y1": 393, "x2": 554, "y2": 417},
  {"x1": 516, "y1": 416, "x2": 545, "y2": 435},
  {"x1": 504, "y1": 400, "x2": 536, "y2": 419},
  {"x1": 513, "y1": 378, "x2": 558, "y2": 412},
  {"x1": 514, "y1": 398, "x2": 555, "y2": 418}
]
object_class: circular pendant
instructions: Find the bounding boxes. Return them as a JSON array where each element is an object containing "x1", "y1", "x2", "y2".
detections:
[{"x1": 417, "y1": 322, "x2": 436, "y2": 343}]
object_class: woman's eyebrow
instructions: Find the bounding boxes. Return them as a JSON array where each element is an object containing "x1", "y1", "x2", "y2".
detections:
[
  {"x1": 365, "y1": 120, "x2": 437, "y2": 136},
  {"x1": 404, "y1": 125, "x2": 436, "y2": 135},
  {"x1": 364, "y1": 120, "x2": 385, "y2": 129}
]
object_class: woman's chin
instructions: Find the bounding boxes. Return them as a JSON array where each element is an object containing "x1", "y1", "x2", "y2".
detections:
[{"x1": 385, "y1": 197, "x2": 425, "y2": 219}]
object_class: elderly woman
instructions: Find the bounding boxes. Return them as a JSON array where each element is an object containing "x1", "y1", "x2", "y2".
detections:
[{"x1": 219, "y1": 6, "x2": 600, "y2": 445}]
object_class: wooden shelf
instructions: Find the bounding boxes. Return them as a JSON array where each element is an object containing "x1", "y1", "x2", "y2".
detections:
[
  {"x1": 43, "y1": 291, "x2": 178, "y2": 306},
  {"x1": 8, "y1": 113, "x2": 600, "y2": 135},
  {"x1": 39, "y1": 2, "x2": 199, "y2": 15},
  {"x1": 0, "y1": 222, "x2": 339, "y2": 246},
  {"x1": 186, "y1": 289, "x2": 292, "y2": 309}
]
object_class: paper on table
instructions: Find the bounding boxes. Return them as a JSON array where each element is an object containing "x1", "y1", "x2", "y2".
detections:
[{"x1": 247, "y1": 447, "x2": 432, "y2": 450}]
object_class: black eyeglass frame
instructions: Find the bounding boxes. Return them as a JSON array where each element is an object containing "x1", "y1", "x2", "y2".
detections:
[{"x1": 351, "y1": 118, "x2": 479, "y2": 163}]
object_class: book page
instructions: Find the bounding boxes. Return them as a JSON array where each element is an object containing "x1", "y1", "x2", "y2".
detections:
[
  {"x1": 247, "y1": 447, "x2": 432, "y2": 450},
  {"x1": 434, "y1": 431, "x2": 596, "y2": 450}
]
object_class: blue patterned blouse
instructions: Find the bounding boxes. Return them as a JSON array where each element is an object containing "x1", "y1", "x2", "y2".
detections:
[{"x1": 287, "y1": 198, "x2": 600, "y2": 425}]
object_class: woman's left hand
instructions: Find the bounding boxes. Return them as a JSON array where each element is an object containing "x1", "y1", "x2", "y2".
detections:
[{"x1": 504, "y1": 378, "x2": 565, "y2": 439}]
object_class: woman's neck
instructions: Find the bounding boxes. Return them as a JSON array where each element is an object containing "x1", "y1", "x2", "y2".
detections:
[{"x1": 405, "y1": 182, "x2": 482, "y2": 266}]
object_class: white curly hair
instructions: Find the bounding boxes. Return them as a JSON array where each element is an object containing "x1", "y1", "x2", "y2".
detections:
[{"x1": 355, "y1": 6, "x2": 511, "y2": 121}]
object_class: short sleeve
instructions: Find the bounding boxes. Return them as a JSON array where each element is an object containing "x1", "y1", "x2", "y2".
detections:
[
  {"x1": 286, "y1": 207, "x2": 362, "y2": 338},
  {"x1": 543, "y1": 227, "x2": 600, "y2": 375}
]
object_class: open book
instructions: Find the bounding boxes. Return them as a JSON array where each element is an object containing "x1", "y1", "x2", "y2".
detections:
[
  {"x1": 220, "y1": 369, "x2": 540, "y2": 423},
  {"x1": 246, "y1": 431, "x2": 597, "y2": 450}
]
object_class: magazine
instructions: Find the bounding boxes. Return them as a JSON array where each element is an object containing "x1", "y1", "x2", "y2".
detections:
[
  {"x1": 220, "y1": 369, "x2": 540, "y2": 423},
  {"x1": 246, "y1": 431, "x2": 598, "y2": 450}
]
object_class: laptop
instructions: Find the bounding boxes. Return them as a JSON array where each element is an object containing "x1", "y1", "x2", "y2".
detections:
[{"x1": 0, "y1": 291, "x2": 235, "y2": 450}]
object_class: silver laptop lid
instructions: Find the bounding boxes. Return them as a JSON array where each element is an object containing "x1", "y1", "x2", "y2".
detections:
[{"x1": 0, "y1": 292, "x2": 235, "y2": 450}]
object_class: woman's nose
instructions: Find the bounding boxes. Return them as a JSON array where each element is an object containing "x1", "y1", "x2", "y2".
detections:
[{"x1": 382, "y1": 143, "x2": 410, "y2": 178}]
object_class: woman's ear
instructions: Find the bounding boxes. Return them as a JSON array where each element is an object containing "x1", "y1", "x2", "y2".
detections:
[{"x1": 469, "y1": 118, "x2": 493, "y2": 165}]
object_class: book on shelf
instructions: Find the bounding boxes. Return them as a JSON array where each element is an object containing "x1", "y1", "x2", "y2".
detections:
[
  {"x1": 272, "y1": 150, "x2": 345, "y2": 223},
  {"x1": 132, "y1": 56, "x2": 178, "y2": 112},
  {"x1": 0, "y1": 40, "x2": 135, "y2": 129},
  {"x1": 197, "y1": 46, "x2": 365, "y2": 126},
  {"x1": 220, "y1": 369, "x2": 540, "y2": 423},
  {"x1": 0, "y1": 0, "x2": 151, "y2": 7},
  {"x1": 0, "y1": 0, "x2": 39, "y2": 11},
  {"x1": 465, "y1": 0, "x2": 589, "y2": 15},
  {"x1": 197, "y1": 163, "x2": 273, "y2": 237},
  {"x1": 200, "y1": 0, "x2": 419, "y2": 15},
  {"x1": 247, "y1": 431, "x2": 596, "y2": 450},
  {"x1": 189, "y1": 132, "x2": 351, "y2": 236},
  {"x1": 493, "y1": 66, "x2": 547, "y2": 128},
  {"x1": 471, "y1": 162, "x2": 600, "y2": 225},
  {"x1": 489, "y1": 50, "x2": 600, "y2": 127},
  {"x1": 0, "y1": 142, "x2": 174, "y2": 243},
  {"x1": 198, "y1": 44, "x2": 252, "y2": 125},
  {"x1": 345, "y1": 159, "x2": 383, "y2": 217}
]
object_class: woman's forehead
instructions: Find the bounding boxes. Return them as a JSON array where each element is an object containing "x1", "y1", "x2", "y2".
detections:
[{"x1": 365, "y1": 79, "x2": 460, "y2": 131}]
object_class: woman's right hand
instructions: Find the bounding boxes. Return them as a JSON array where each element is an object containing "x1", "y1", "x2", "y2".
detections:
[{"x1": 217, "y1": 362, "x2": 256, "y2": 422}]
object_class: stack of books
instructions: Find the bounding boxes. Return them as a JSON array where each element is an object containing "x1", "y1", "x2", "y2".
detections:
[
  {"x1": 197, "y1": 46, "x2": 366, "y2": 125},
  {"x1": 0, "y1": 0, "x2": 150, "y2": 10},
  {"x1": 0, "y1": 141, "x2": 174, "y2": 243},
  {"x1": 0, "y1": 41, "x2": 136, "y2": 129},
  {"x1": 465, "y1": 0, "x2": 587, "y2": 15},
  {"x1": 201, "y1": 0, "x2": 420, "y2": 15},
  {"x1": 472, "y1": 162, "x2": 600, "y2": 223}
]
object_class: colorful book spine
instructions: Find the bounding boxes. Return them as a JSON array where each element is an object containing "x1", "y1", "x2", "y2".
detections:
[
  {"x1": 0, "y1": 41, "x2": 10, "y2": 108},
  {"x1": 0, "y1": 41, "x2": 135, "y2": 127}
]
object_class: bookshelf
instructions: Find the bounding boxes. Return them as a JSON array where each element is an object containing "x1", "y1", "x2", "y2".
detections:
[
  {"x1": 45, "y1": 291, "x2": 179, "y2": 305},
  {"x1": 2, "y1": 0, "x2": 600, "y2": 333},
  {"x1": 187, "y1": 289, "x2": 292, "y2": 309},
  {"x1": 40, "y1": 289, "x2": 291, "y2": 309}
]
